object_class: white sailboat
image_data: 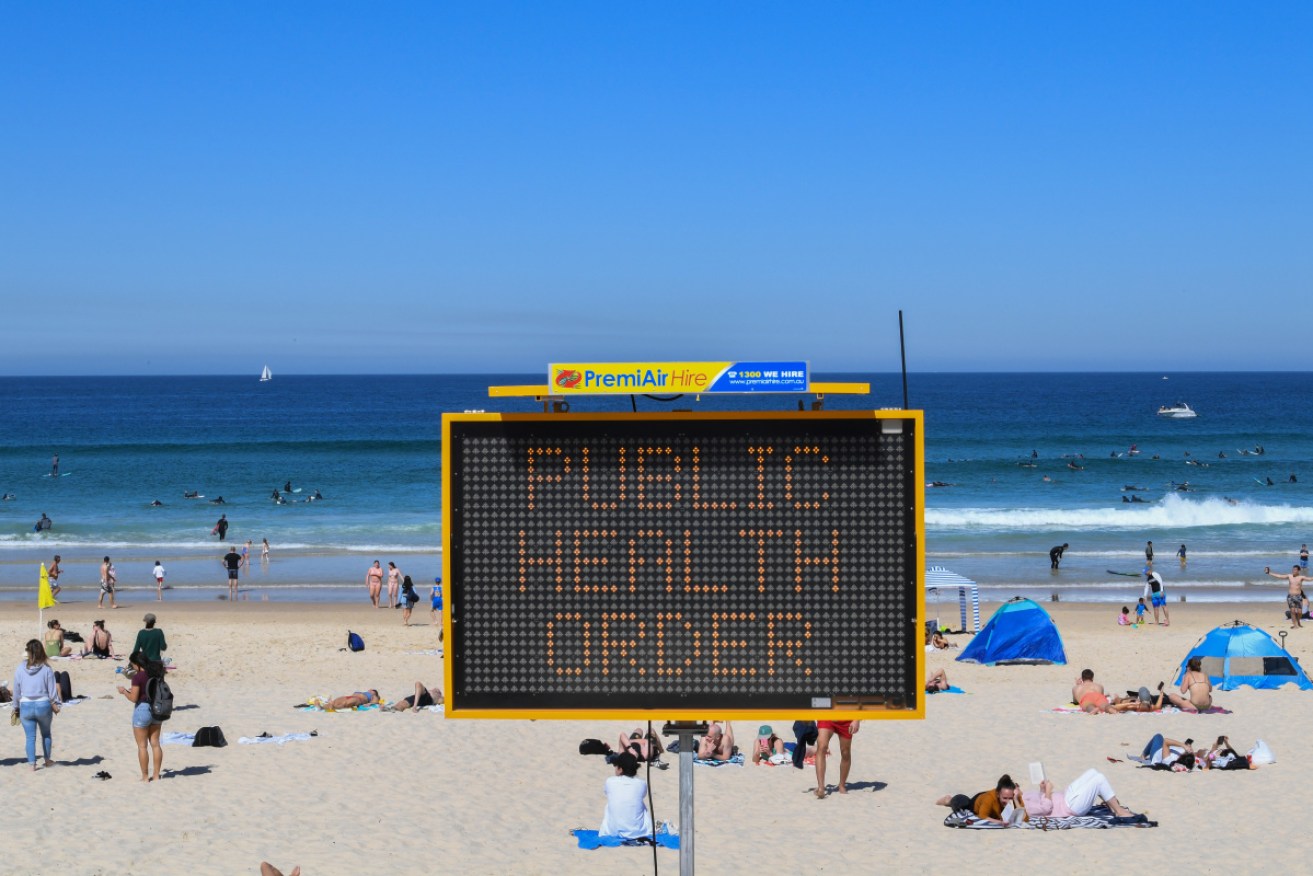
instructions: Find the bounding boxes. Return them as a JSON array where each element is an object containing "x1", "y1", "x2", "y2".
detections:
[{"x1": 260, "y1": 365, "x2": 272, "y2": 382}]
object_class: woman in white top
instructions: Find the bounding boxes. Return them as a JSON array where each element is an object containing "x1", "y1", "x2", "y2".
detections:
[
  {"x1": 599, "y1": 752, "x2": 653, "y2": 839},
  {"x1": 13, "y1": 639, "x2": 62, "y2": 770}
]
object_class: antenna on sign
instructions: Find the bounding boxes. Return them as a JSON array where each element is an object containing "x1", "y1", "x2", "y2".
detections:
[{"x1": 898, "y1": 310, "x2": 910, "y2": 409}]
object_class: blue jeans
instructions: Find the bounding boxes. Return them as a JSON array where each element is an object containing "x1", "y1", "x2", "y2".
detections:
[{"x1": 19, "y1": 699, "x2": 53, "y2": 764}]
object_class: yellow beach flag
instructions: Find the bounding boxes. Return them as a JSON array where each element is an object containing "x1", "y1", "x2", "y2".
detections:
[{"x1": 38, "y1": 563, "x2": 56, "y2": 610}]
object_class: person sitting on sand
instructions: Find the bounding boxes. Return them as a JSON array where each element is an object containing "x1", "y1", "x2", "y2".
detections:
[
  {"x1": 926, "y1": 668, "x2": 951, "y2": 692},
  {"x1": 44, "y1": 620, "x2": 73, "y2": 658},
  {"x1": 81, "y1": 620, "x2": 118, "y2": 659},
  {"x1": 1021, "y1": 769, "x2": 1139, "y2": 817},
  {"x1": 928, "y1": 630, "x2": 956, "y2": 650},
  {"x1": 386, "y1": 682, "x2": 443, "y2": 712},
  {"x1": 751, "y1": 725, "x2": 785, "y2": 764},
  {"x1": 697, "y1": 721, "x2": 735, "y2": 760},
  {"x1": 1162, "y1": 657, "x2": 1212, "y2": 712},
  {"x1": 320, "y1": 690, "x2": 381, "y2": 710},
  {"x1": 937, "y1": 774, "x2": 1024, "y2": 822},
  {"x1": 599, "y1": 751, "x2": 653, "y2": 840}
]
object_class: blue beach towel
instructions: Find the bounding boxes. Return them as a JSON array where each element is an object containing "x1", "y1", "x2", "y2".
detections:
[
  {"x1": 694, "y1": 753, "x2": 745, "y2": 767},
  {"x1": 928, "y1": 685, "x2": 966, "y2": 695},
  {"x1": 571, "y1": 829, "x2": 679, "y2": 850}
]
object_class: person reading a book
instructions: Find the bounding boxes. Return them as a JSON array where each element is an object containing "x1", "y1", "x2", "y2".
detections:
[{"x1": 1022, "y1": 768, "x2": 1138, "y2": 817}]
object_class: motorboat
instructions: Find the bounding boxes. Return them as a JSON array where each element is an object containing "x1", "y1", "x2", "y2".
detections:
[{"x1": 1157, "y1": 402, "x2": 1197, "y2": 418}]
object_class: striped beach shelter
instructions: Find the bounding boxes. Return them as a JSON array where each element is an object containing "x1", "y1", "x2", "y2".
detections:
[{"x1": 926, "y1": 566, "x2": 982, "y2": 632}]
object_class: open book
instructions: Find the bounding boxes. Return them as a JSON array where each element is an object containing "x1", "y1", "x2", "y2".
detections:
[{"x1": 1028, "y1": 761, "x2": 1046, "y2": 784}]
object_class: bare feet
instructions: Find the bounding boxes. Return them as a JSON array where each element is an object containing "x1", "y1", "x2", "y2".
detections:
[
  {"x1": 815, "y1": 787, "x2": 827, "y2": 799},
  {"x1": 935, "y1": 795, "x2": 952, "y2": 806}
]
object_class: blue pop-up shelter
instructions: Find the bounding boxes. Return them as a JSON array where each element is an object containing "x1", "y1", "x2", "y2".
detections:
[
  {"x1": 1173, "y1": 621, "x2": 1313, "y2": 691},
  {"x1": 956, "y1": 597, "x2": 1067, "y2": 666}
]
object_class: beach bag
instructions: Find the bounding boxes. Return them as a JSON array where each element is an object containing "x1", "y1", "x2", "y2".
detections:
[
  {"x1": 579, "y1": 738, "x2": 611, "y2": 756},
  {"x1": 193, "y1": 726, "x2": 227, "y2": 748},
  {"x1": 347, "y1": 631, "x2": 365, "y2": 652},
  {"x1": 146, "y1": 676, "x2": 174, "y2": 722},
  {"x1": 1248, "y1": 739, "x2": 1275, "y2": 765},
  {"x1": 54, "y1": 670, "x2": 72, "y2": 702}
]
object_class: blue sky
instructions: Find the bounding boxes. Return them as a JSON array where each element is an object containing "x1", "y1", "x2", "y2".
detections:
[{"x1": 3, "y1": 3, "x2": 1310, "y2": 375}]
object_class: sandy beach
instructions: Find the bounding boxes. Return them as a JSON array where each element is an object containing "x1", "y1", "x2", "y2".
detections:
[{"x1": 1, "y1": 595, "x2": 1307, "y2": 874}]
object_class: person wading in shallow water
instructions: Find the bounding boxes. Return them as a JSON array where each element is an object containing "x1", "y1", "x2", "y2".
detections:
[{"x1": 1049, "y1": 543, "x2": 1069, "y2": 569}]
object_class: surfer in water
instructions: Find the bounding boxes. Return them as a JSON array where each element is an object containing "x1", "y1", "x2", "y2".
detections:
[
  {"x1": 35, "y1": 513, "x2": 52, "y2": 532},
  {"x1": 284, "y1": 480, "x2": 293, "y2": 493},
  {"x1": 183, "y1": 490, "x2": 201, "y2": 499},
  {"x1": 149, "y1": 500, "x2": 164, "y2": 507},
  {"x1": 51, "y1": 454, "x2": 58, "y2": 476},
  {"x1": 210, "y1": 496, "x2": 226, "y2": 505},
  {"x1": 0, "y1": 493, "x2": 14, "y2": 501},
  {"x1": 1050, "y1": 543, "x2": 1069, "y2": 569}
]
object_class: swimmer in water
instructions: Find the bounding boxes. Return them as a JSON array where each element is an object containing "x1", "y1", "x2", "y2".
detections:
[
  {"x1": 149, "y1": 500, "x2": 163, "y2": 507},
  {"x1": 210, "y1": 496, "x2": 226, "y2": 504},
  {"x1": 0, "y1": 493, "x2": 14, "y2": 501}
]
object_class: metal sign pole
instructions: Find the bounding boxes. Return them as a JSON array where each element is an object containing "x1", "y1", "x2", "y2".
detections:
[{"x1": 665, "y1": 721, "x2": 707, "y2": 875}]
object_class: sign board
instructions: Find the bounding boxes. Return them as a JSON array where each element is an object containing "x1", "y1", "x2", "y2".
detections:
[
  {"x1": 549, "y1": 361, "x2": 810, "y2": 394},
  {"x1": 442, "y1": 411, "x2": 924, "y2": 720}
]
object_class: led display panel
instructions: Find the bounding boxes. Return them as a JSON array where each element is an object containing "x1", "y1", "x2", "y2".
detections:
[{"x1": 443, "y1": 411, "x2": 924, "y2": 719}]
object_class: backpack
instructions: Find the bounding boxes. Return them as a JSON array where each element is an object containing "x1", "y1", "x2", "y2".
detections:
[
  {"x1": 146, "y1": 676, "x2": 174, "y2": 721},
  {"x1": 347, "y1": 631, "x2": 365, "y2": 652}
]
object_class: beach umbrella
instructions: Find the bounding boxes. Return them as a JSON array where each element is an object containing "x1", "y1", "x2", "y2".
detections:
[
  {"x1": 38, "y1": 562, "x2": 56, "y2": 630},
  {"x1": 925, "y1": 566, "x2": 981, "y2": 632}
]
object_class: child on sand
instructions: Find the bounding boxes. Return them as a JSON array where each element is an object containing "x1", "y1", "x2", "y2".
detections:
[
  {"x1": 153, "y1": 561, "x2": 165, "y2": 601},
  {"x1": 1118, "y1": 606, "x2": 1131, "y2": 626},
  {"x1": 1134, "y1": 598, "x2": 1147, "y2": 625}
]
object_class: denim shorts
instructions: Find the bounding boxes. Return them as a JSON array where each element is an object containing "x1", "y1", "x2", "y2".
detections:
[{"x1": 132, "y1": 701, "x2": 159, "y2": 728}]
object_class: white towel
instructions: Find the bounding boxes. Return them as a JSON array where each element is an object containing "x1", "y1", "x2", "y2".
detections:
[{"x1": 238, "y1": 733, "x2": 316, "y2": 745}]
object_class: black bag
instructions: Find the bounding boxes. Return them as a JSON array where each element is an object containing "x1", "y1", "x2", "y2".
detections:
[
  {"x1": 146, "y1": 676, "x2": 174, "y2": 721},
  {"x1": 54, "y1": 670, "x2": 72, "y2": 702},
  {"x1": 579, "y1": 738, "x2": 611, "y2": 756},
  {"x1": 193, "y1": 726, "x2": 227, "y2": 748}
]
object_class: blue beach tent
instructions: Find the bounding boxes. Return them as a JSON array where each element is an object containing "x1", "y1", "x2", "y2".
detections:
[
  {"x1": 956, "y1": 597, "x2": 1067, "y2": 666},
  {"x1": 1173, "y1": 621, "x2": 1313, "y2": 691}
]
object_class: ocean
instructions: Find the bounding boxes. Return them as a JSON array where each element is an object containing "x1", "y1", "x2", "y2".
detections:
[{"x1": 0, "y1": 372, "x2": 1309, "y2": 603}]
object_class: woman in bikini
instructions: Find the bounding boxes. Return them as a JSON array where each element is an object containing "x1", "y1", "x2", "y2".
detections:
[
  {"x1": 365, "y1": 561, "x2": 384, "y2": 608},
  {"x1": 1165, "y1": 656, "x2": 1213, "y2": 712},
  {"x1": 386, "y1": 561, "x2": 402, "y2": 609},
  {"x1": 324, "y1": 690, "x2": 380, "y2": 710},
  {"x1": 80, "y1": 620, "x2": 117, "y2": 658}
]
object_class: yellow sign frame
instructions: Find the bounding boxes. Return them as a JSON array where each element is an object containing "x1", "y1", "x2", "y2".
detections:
[{"x1": 442, "y1": 409, "x2": 925, "y2": 721}]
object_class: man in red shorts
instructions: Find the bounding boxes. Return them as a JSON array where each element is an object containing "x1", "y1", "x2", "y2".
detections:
[{"x1": 815, "y1": 719, "x2": 860, "y2": 799}]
